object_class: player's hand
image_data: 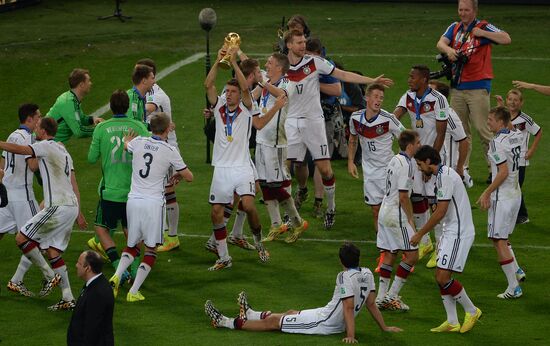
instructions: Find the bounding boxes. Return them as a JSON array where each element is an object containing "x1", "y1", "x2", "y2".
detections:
[
  {"x1": 494, "y1": 95, "x2": 504, "y2": 107},
  {"x1": 169, "y1": 173, "x2": 183, "y2": 186},
  {"x1": 123, "y1": 128, "x2": 138, "y2": 146},
  {"x1": 373, "y1": 74, "x2": 394, "y2": 87},
  {"x1": 342, "y1": 336, "x2": 358, "y2": 344},
  {"x1": 93, "y1": 117, "x2": 104, "y2": 125},
  {"x1": 410, "y1": 232, "x2": 422, "y2": 247},
  {"x1": 455, "y1": 165, "x2": 464, "y2": 179},
  {"x1": 274, "y1": 94, "x2": 287, "y2": 109},
  {"x1": 169, "y1": 122, "x2": 176, "y2": 132},
  {"x1": 476, "y1": 191, "x2": 491, "y2": 211},
  {"x1": 512, "y1": 80, "x2": 533, "y2": 90},
  {"x1": 471, "y1": 27, "x2": 488, "y2": 39},
  {"x1": 76, "y1": 212, "x2": 88, "y2": 230},
  {"x1": 227, "y1": 46, "x2": 239, "y2": 63},
  {"x1": 217, "y1": 47, "x2": 227, "y2": 61},
  {"x1": 384, "y1": 326, "x2": 403, "y2": 332},
  {"x1": 203, "y1": 108, "x2": 214, "y2": 119},
  {"x1": 347, "y1": 162, "x2": 358, "y2": 179}
]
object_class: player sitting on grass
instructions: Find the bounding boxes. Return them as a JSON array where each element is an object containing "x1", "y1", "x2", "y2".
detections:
[{"x1": 205, "y1": 242, "x2": 402, "y2": 343}]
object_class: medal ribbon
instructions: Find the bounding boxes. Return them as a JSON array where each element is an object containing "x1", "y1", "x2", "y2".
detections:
[
  {"x1": 414, "y1": 88, "x2": 432, "y2": 123},
  {"x1": 261, "y1": 78, "x2": 283, "y2": 112},
  {"x1": 225, "y1": 105, "x2": 238, "y2": 138}
]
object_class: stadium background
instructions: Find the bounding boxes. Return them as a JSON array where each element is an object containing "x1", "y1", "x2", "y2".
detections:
[{"x1": 0, "y1": 0, "x2": 549, "y2": 344}]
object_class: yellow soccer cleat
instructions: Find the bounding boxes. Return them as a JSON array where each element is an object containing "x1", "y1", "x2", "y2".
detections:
[
  {"x1": 418, "y1": 238, "x2": 434, "y2": 260},
  {"x1": 426, "y1": 251, "x2": 437, "y2": 268},
  {"x1": 157, "y1": 234, "x2": 180, "y2": 252},
  {"x1": 109, "y1": 274, "x2": 120, "y2": 298},
  {"x1": 284, "y1": 219, "x2": 309, "y2": 243},
  {"x1": 87, "y1": 237, "x2": 108, "y2": 261},
  {"x1": 127, "y1": 291, "x2": 145, "y2": 302},
  {"x1": 262, "y1": 224, "x2": 288, "y2": 242},
  {"x1": 208, "y1": 256, "x2": 233, "y2": 271},
  {"x1": 430, "y1": 321, "x2": 461, "y2": 333},
  {"x1": 460, "y1": 308, "x2": 482, "y2": 333}
]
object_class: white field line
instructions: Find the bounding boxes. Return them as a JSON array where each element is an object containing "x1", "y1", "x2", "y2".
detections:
[
  {"x1": 89, "y1": 52, "x2": 205, "y2": 117},
  {"x1": 72, "y1": 230, "x2": 550, "y2": 251}
]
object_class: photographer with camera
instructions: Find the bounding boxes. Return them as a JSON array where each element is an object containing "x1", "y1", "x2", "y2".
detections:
[{"x1": 436, "y1": 0, "x2": 511, "y2": 181}]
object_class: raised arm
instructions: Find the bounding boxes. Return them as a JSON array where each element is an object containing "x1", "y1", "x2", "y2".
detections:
[
  {"x1": 513, "y1": 81, "x2": 550, "y2": 96},
  {"x1": 230, "y1": 49, "x2": 252, "y2": 109},
  {"x1": 331, "y1": 68, "x2": 393, "y2": 87},
  {"x1": 204, "y1": 48, "x2": 226, "y2": 106}
]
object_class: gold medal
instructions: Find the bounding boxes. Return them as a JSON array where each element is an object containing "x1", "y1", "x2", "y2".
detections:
[
  {"x1": 262, "y1": 107, "x2": 267, "y2": 114},
  {"x1": 416, "y1": 119, "x2": 424, "y2": 128},
  {"x1": 227, "y1": 135, "x2": 233, "y2": 142}
]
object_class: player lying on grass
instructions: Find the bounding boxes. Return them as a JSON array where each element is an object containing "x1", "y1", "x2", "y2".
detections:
[{"x1": 205, "y1": 242, "x2": 402, "y2": 343}]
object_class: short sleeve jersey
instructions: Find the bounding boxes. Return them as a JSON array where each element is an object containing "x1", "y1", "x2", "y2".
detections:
[
  {"x1": 488, "y1": 129, "x2": 523, "y2": 201},
  {"x1": 126, "y1": 87, "x2": 147, "y2": 123},
  {"x1": 317, "y1": 268, "x2": 376, "y2": 330},
  {"x1": 443, "y1": 107, "x2": 467, "y2": 169},
  {"x1": 30, "y1": 140, "x2": 77, "y2": 207},
  {"x1": 435, "y1": 165, "x2": 475, "y2": 239},
  {"x1": 2, "y1": 127, "x2": 36, "y2": 201},
  {"x1": 349, "y1": 109, "x2": 405, "y2": 180},
  {"x1": 256, "y1": 77, "x2": 291, "y2": 148},
  {"x1": 397, "y1": 88, "x2": 449, "y2": 146},
  {"x1": 380, "y1": 153, "x2": 413, "y2": 209},
  {"x1": 212, "y1": 97, "x2": 259, "y2": 167},
  {"x1": 87, "y1": 115, "x2": 150, "y2": 203},
  {"x1": 47, "y1": 90, "x2": 94, "y2": 142},
  {"x1": 127, "y1": 136, "x2": 187, "y2": 201},
  {"x1": 511, "y1": 111, "x2": 541, "y2": 167},
  {"x1": 286, "y1": 55, "x2": 335, "y2": 120},
  {"x1": 146, "y1": 84, "x2": 177, "y2": 147}
]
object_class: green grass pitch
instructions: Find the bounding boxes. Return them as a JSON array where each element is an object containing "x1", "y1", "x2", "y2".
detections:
[{"x1": 1, "y1": 0, "x2": 549, "y2": 345}]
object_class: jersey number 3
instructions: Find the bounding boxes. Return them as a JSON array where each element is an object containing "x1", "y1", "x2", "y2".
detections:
[{"x1": 139, "y1": 153, "x2": 154, "y2": 178}]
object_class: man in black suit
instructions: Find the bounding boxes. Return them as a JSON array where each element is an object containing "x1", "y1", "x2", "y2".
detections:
[{"x1": 67, "y1": 250, "x2": 114, "y2": 346}]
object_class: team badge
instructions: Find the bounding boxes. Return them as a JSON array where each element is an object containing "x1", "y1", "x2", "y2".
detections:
[
  {"x1": 424, "y1": 103, "x2": 431, "y2": 112},
  {"x1": 303, "y1": 66, "x2": 311, "y2": 75},
  {"x1": 376, "y1": 126, "x2": 384, "y2": 135},
  {"x1": 407, "y1": 102, "x2": 413, "y2": 108}
]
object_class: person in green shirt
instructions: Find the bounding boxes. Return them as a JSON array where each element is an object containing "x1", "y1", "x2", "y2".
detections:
[
  {"x1": 87, "y1": 89, "x2": 149, "y2": 279},
  {"x1": 47, "y1": 68, "x2": 103, "y2": 142},
  {"x1": 126, "y1": 64, "x2": 155, "y2": 123}
]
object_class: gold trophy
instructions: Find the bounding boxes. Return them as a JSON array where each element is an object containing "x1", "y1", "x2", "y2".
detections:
[{"x1": 219, "y1": 32, "x2": 241, "y2": 69}]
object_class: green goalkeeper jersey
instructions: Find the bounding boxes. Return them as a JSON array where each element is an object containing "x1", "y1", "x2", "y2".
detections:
[
  {"x1": 88, "y1": 114, "x2": 149, "y2": 202},
  {"x1": 47, "y1": 90, "x2": 95, "y2": 142},
  {"x1": 126, "y1": 87, "x2": 147, "y2": 123}
]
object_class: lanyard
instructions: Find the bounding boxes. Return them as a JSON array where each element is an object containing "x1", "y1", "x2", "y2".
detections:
[
  {"x1": 19, "y1": 125, "x2": 32, "y2": 133},
  {"x1": 414, "y1": 88, "x2": 432, "y2": 121},
  {"x1": 399, "y1": 151, "x2": 410, "y2": 161},
  {"x1": 496, "y1": 128, "x2": 510, "y2": 135},
  {"x1": 133, "y1": 86, "x2": 146, "y2": 122},
  {"x1": 261, "y1": 77, "x2": 283, "y2": 111},
  {"x1": 225, "y1": 105, "x2": 238, "y2": 138}
]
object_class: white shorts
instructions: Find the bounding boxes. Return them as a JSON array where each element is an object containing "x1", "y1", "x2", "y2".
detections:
[
  {"x1": 280, "y1": 308, "x2": 343, "y2": 335},
  {"x1": 209, "y1": 166, "x2": 255, "y2": 204},
  {"x1": 255, "y1": 144, "x2": 290, "y2": 183},
  {"x1": 411, "y1": 163, "x2": 436, "y2": 198},
  {"x1": 126, "y1": 197, "x2": 165, "y2": 248},
  {"x1": 363, "y1": 177, "x2": 384, "y2": 206},
  {"x1": 488, "y1": 197, "x2": 521, "y2": 239},
  {"x1": 286, "y1": 117, "x2": 331, "y2": 162},
  {"x1": 21, "y1": 205, "x2": 78, "y2": 251},
  {"x1": 377, "y1": 208, "x2": 418, "y2": 252},
  {"x1": 437, "y1": 234, "x2": 474, "y2": 273},
  {"x1": 0, "y1": 199, "x2": 39, "y2": 234}
]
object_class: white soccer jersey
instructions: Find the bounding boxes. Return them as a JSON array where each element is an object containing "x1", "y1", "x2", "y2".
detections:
[
  {"x1": 349, "y1": 109, "x2": 405, "y2": 180},
  {"x1": 488, "y1": 129, "x2": 523, "y2": 201},
  {"x1": 397, "y1": 88, "x2": 449, "y2": 146},
  {"x1": 317, "y1": 268, "x2": 376, "y2": 330},
  {"x1": 380, "y1": 153, "x2": 413, "y2": 209},
  {"x1": 30, "y1": 140, "x2": 77, "y2": 208},
  {"x1": 212, "y1": 97, "x2": 259, "y2": 167},
  {"x1": 443, "y1": 108, "x2": 467, "y2": 169},
  {"x1": 256, "y1": 78, "x2": 291, "y2": 148},
  {"x1": 127, "y1": 136, "x2": 187, "y2": 201},
  {"x1": 146, "y1": 84, "x2": 177, "y2": 146},
  {"x1": 286, "y1": 55, "x2": 335, "y2": 120},
  {"x1": 435, "y1": 165, "x2": 475, "y2": 239},
  {"x1": 2, "y1": 127, "x2": 36, "y2": 201},
  {"x1": 511, "y1": 111, "x2": 541, "y2": 167}
]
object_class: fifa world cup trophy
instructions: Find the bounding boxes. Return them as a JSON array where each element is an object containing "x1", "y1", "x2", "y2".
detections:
[{"x1": 219, "y1": 32, "x2": 241, "y2": 69}]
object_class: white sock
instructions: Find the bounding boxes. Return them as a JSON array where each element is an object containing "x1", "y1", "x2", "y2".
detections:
[
  {"x1": 246, "y1": 308, "x2": 265, "y2": 321},
  {"x1": 323, "y1": 179, "x2": 336, "y2": 212},
  {"x1": 11, "y1": 255, "x2": 32, "y2": 282},
  {"x1": 377, "y1": 277, "x2": 391, "y2": 301},
  {"x1": 217, "y1": 238, "x2": 229, "y2": 259},
  {"x1": 53, "y1": 265, "x2": 74, "y2": 301},
  {"x1": 264, "y1": 199, "x2": 282, "y2": 227},
  {"x1": 221, "y1": 316, "x2": 235, "y2": 329},
  {"x1": 454, "y1": 288, "x2": 477, "y2": 315},
  {"x1": 24, "y1": 247, "x2": 55, "y2": 279},
  {"x1": 230, "y1": 211, "x2": 247, "y2": 238},
  {"x1": 208, "y1": 233, "x2": 216, "y2": 243},
  {"x1": 280, "y1": 197, "x2": 302, "y2": 227},
  {"x1": 166, "y1": 202, "x2": 179, "y2": 237},
  {"x1": 508, "y1": 244, "x2": 520, "y2": 271},
  {"x1": 130, "y1": 262, "x2": 151, "y2": 294},
  {"x1": 441, "y1": 295, "x2": 459, "y2": 325},
  {"x1": 501, "y1": 261, "x2": 519, "y2": 292},
  {"x1": 388, "y1": 276, "x2": 406, "y2": 297},
  {"x1": 115, "y1": 251, "x2": 134, "y2": 278}
]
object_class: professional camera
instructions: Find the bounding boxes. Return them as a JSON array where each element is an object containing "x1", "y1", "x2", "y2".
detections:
[{"x1": 429, "y1": 52, "x2": 469, "y2": 87}]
